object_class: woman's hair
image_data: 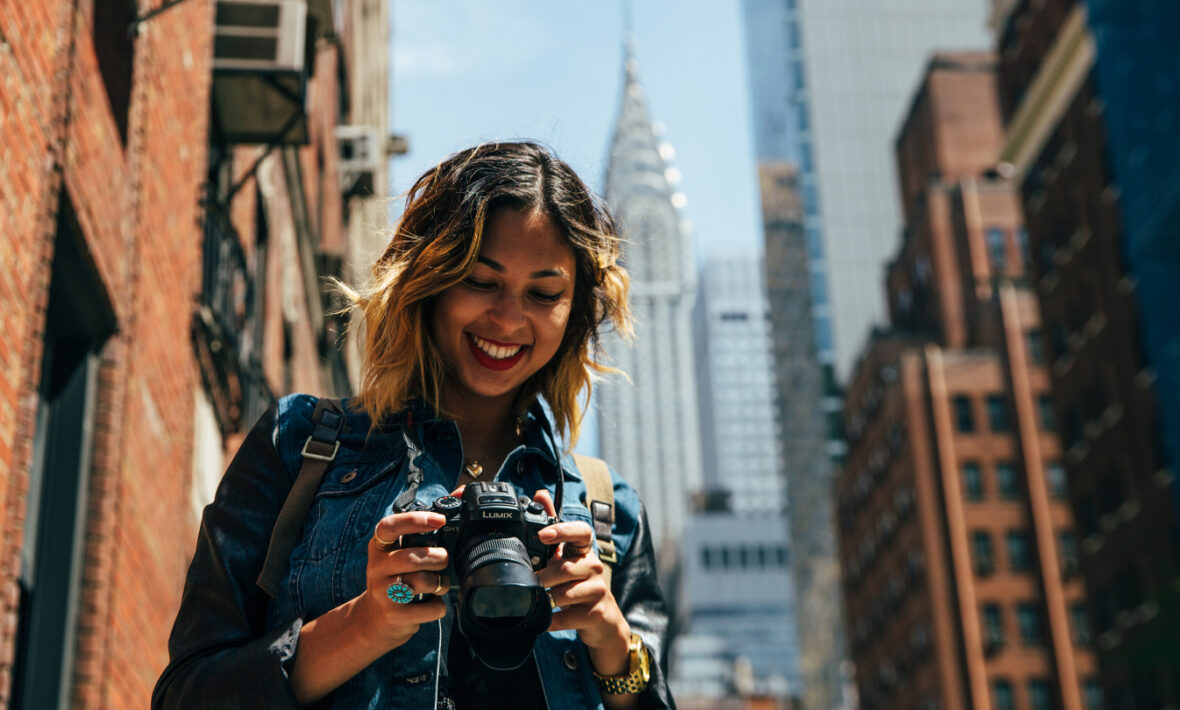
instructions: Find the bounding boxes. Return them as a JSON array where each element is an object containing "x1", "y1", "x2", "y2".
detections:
[{"x1": 340, "y1": 140, "x2": 633, "y2": 447}]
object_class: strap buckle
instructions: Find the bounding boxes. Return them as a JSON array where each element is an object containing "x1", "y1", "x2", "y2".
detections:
[{"x1": 301, "y1": 436, "x2": 340, "y2": 462}]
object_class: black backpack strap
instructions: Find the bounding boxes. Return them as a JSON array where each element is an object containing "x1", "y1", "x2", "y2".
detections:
[
  {"x1": 257, "y1": 397, "x2": 345, "y2": 598},
  {"x1": 572, "y1": 454, "x2": 617, "y2": 587}
]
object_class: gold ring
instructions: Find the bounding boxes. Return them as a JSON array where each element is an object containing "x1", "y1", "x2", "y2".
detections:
[
  {"x1": 433, "y1": 572, "x2": 444, "y2": 595},
  {"x1": 566, "y1": 541, "x2": 592, "y2": 557},
  {"x1": 547, "y1": 588, "x2": 556, "y2": 609},
  {"x1": 373, "y1": 527, "x2": 399, "y2": 552}
]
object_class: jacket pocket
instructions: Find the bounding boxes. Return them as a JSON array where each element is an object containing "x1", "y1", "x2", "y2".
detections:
[{"x1": 299, "y1": 455, "x2": 404, "y2": 563}]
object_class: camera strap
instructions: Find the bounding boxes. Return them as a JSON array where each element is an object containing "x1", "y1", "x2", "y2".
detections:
[
  {"x1": 257, "y1": 397, "x2": 346, "y2": 598},
  {"x1": 572, "y1": 454, "x2": 617, "y2": 584},
  {"x1": 392, "y1": 410, "x2": 426, "y2": 512}
]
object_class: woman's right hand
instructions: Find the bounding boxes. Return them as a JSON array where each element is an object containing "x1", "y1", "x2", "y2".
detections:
[
  {"x1": 290, "y1": 509, "x2": 452, "y2": 704},
  {"x1": 359, "y1": 510, "x2": 453, "y2": 651}
]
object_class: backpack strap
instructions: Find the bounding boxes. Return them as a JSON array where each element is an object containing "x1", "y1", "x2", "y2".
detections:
[
  {"x1": 572, "y1": 454, "x2": 617, "y2": 588},
  {"x1": 257, "y1": 397, "x2": 346, "y2": 598}
]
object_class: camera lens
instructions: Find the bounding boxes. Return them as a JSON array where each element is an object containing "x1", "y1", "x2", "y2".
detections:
[
  {"x1": 468, "y1": 586, "x2": 534, "y2": 626},
  {"x1": 455, "y1": 535, "x2": 551, "y2": 670}
]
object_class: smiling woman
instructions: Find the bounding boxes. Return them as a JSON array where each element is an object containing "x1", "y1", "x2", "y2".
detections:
[{"x1": 153, "y1": 141, "x2": 675, "y2": 710}]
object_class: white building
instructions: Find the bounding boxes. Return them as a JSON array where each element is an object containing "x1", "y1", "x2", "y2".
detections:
[
  {"x1": 597, "y1": 44, "x2": 702, "y2": 552},
  {"x1": 693, "y1": 250, "x2": 785, "y2": 515},
  {"x1": 670, "y1": 513, "x2": 801, "y2": 701}
]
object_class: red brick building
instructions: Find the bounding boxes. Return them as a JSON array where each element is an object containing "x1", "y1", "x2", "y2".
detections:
[
  {"x1": 837, "y1": 54, "x2": 1096, "y2": 710},
  {"x1": 0, "y1": 1, "x2": 386, "y2": 706},
  {"x1": 993, "y1": 0, "x2": 1180, "y2": 704}
]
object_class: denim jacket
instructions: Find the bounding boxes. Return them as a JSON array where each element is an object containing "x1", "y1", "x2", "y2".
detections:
[{"x1": 153, "y1": 394, "x2": 673, "y2": 709}]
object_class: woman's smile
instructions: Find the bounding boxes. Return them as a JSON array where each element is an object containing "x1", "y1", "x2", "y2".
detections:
[{"x1": 466, "y1": 332, "x2": 531, "y2": 370}]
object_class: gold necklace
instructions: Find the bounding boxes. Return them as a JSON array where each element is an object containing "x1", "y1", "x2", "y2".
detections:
[
  {"x1": 463, "y1": 458, "x2": 485, "y2": 479},
  {"x1": 463, "y1": 418, "x2": 525, "y2": 481}
]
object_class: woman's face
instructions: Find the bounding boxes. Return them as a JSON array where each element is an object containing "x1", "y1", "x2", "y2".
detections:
[{"x1": 430, "y1": 207, "x2": 577, "y2": 412}]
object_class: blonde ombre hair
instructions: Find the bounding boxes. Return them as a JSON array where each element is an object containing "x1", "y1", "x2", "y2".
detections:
[{"x1": 340, "y1": 141, "x2": 632, "y2": 447}]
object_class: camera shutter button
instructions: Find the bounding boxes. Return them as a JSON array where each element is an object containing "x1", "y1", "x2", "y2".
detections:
[{"x1": 526, "y1": 501, "x2": 545, "y2": 515}]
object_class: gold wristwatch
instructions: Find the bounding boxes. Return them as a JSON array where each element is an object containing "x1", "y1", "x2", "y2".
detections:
[{"x1": 592, "y1": 632, "x2": 651, "y2": 695}]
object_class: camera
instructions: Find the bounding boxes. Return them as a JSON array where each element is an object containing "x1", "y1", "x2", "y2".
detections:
[{"x1": 400, "y1": 481, "x2": 558, "y2": 670}]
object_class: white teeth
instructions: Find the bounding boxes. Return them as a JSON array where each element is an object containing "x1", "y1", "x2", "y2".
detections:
[{"x1": 471, "y1": 334, "x2": 524, "y2": 360}]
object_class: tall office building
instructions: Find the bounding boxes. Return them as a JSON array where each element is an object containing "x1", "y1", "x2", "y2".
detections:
[
  {"x1": 993, "y1": 0, "x2": 1180, "y2": 704},
  {"x1": 672, "y1": 250, "x2": 802, "y2": 702},
  {"x1": 754, "y1": 0, "x2": 992, "y2": 383},
  {"x1": 694, "y1": 251, "x2": 786, "y2": 514},
  {"x1": 598, "y1": 45, "x2": 702, "y2": 551}
]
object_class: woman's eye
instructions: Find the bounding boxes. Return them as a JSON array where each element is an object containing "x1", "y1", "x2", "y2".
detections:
[
  {"x1": 464, "y1": 277, "x2": 496, "y2": 291},
  {"x1": 531, "y1": 290, "x2": 564, "y2": 304}
]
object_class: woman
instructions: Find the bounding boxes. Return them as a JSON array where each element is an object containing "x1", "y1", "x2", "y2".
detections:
[{"x1": 153, "y1": 141, "x2": 674, "y2": 709}]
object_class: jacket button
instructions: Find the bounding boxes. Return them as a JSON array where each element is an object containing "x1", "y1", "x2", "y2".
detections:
[
  {"x1": 563, "y1": 650, "x2": 578, "y2": 670},
  {"x1": 340, "y1": 470, "x2": 357, "y2": 483}
]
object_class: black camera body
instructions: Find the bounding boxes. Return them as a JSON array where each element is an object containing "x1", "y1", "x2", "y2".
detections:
[
  {"x1": 401, "y1": 480, "x2": 558, "y2": 583},
  {"x1": 399, "y1": 481, "x2": 559, "y2": 670}
]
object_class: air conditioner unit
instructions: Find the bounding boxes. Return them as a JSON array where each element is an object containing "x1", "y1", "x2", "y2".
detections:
[
  {"x1": 336, "y1": 125, "x2": 382, "y2": 196},
  {"x1": 213, "y1": 0, "x2": 307, "y2": 72},
  {"x1": 211, "y1": 0, "x2": 311, "y2": 143}
]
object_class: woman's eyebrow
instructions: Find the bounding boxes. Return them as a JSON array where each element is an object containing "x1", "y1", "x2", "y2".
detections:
[{"x1": 476, "y1": 256, "x2": 569, "y2": 279}]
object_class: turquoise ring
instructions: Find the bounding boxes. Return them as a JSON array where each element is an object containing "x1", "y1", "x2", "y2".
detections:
[{"x1": 386, "y1": 576, "x2": 414, "y2": 604}]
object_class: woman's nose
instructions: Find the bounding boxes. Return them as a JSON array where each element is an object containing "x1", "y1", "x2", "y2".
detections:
[{"x1": 489, "y1": 291, "x2": 525, "y2": 329}]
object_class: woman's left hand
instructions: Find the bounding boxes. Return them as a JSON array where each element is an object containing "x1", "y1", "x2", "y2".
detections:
[{"x1": 532, "y1": 490, "x2": 633, "y2": 676}]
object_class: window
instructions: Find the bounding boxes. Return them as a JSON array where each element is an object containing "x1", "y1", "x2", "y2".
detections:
[
  {"x1": 15, "y1": 195, "x2": 117, "y2": 710},
  {"x1": 953, "y1": 395, "x2": 975, "y2": 432},
  {"x1": 1027, "y1": 329, "x2": 1045, "y2": 363},
  {"x1": 1037, "y1": 395, "x2": 1056, "y2": 431},
  {"x1": 1018, "y1": 603, "x2": 1043, "y2": 645},
  {"x1": 962, "y1": 461, "x2": 984, "y2": 500},
  {"x1": 1028, "y1": 679, "x2": 1053, "y2": 710},
  {"x1": 1007, "y1": 530, "x2": 1032, "y2": 572},
  {"x1": 986, "y1": 227, "x2": 1007, "y2": 269},
  {"x1": 987, "y1": 395, "x2": 1010, "y2": 432},
  {"x1": 982, "y1": 603, "x2": 1005, "y2": 648},
  {"x1": 993, "y1": 679, "x2": 1015, "y2": 710},
  {"x1": 972, "y1": 531, "x2": 994, "y2": 576},
  {"x1": 1047, "y1": 461, "x2": 1068, "y2": 499},
  {"x1": 1058, "y1": 530, "x2": 1079, "y2": 575},
  {"x1": 996, "y1": 462, "x2": 1020, "y2": 499},
  {"x1": 1072, "y1": 603, "x2": 1092, "y2": 645},
  {"x1": 94, "y1": 0, "x2": 137, "y2": 146},
  {"x1": 1016, "y1": 227, "x2": 1032, "y2": 268},
  {"x1": 702, "y1": 547, "x2": 714, "y2": 570},
  {"x1": 1083, "y1": 678, "x2": 1105, "y2": 710}
]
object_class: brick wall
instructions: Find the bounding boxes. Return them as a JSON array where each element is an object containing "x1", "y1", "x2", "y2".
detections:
[{"x1": 0, "y1": 1, "x2": 213, "y2": 706}]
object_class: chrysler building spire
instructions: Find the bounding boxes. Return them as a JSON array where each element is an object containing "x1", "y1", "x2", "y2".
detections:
[{"x1": 598, "y1": 41, "x2": 702, "y2": 553}]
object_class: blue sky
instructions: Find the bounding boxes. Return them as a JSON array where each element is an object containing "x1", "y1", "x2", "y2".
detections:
[{"x1": 389, "y1": 1, "x2": 763, "y2": 257}]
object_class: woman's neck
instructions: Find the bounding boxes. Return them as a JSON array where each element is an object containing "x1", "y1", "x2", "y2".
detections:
[{"x1": 440, "y1": 392, "x2": 521, "y2": 461}]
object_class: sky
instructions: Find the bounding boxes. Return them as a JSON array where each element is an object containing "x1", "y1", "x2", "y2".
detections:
[{"x1": 389, "y1": 1, "x2": 764, "y2": 259}]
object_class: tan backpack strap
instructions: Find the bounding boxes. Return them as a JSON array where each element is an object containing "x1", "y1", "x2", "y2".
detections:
[{"x1": 572, "y1": 454, "x2": 617, "y2": 583}]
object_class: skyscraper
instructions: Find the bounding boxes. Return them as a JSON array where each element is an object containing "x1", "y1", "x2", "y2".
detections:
[
  {"x1": 671, "y1": 249, "x2": 802, "y2": 702},
  {"x1": 694, "y1": 251, "x2": 786, "y2": 514},
  {"x1": 598, "y1": 44, "x2": 702, "y2": 551}
]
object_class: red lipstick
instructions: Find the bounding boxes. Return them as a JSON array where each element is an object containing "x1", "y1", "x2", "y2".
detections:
[{"x1": 466, "y1": 333, "x2": 529, "y2": 371}]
